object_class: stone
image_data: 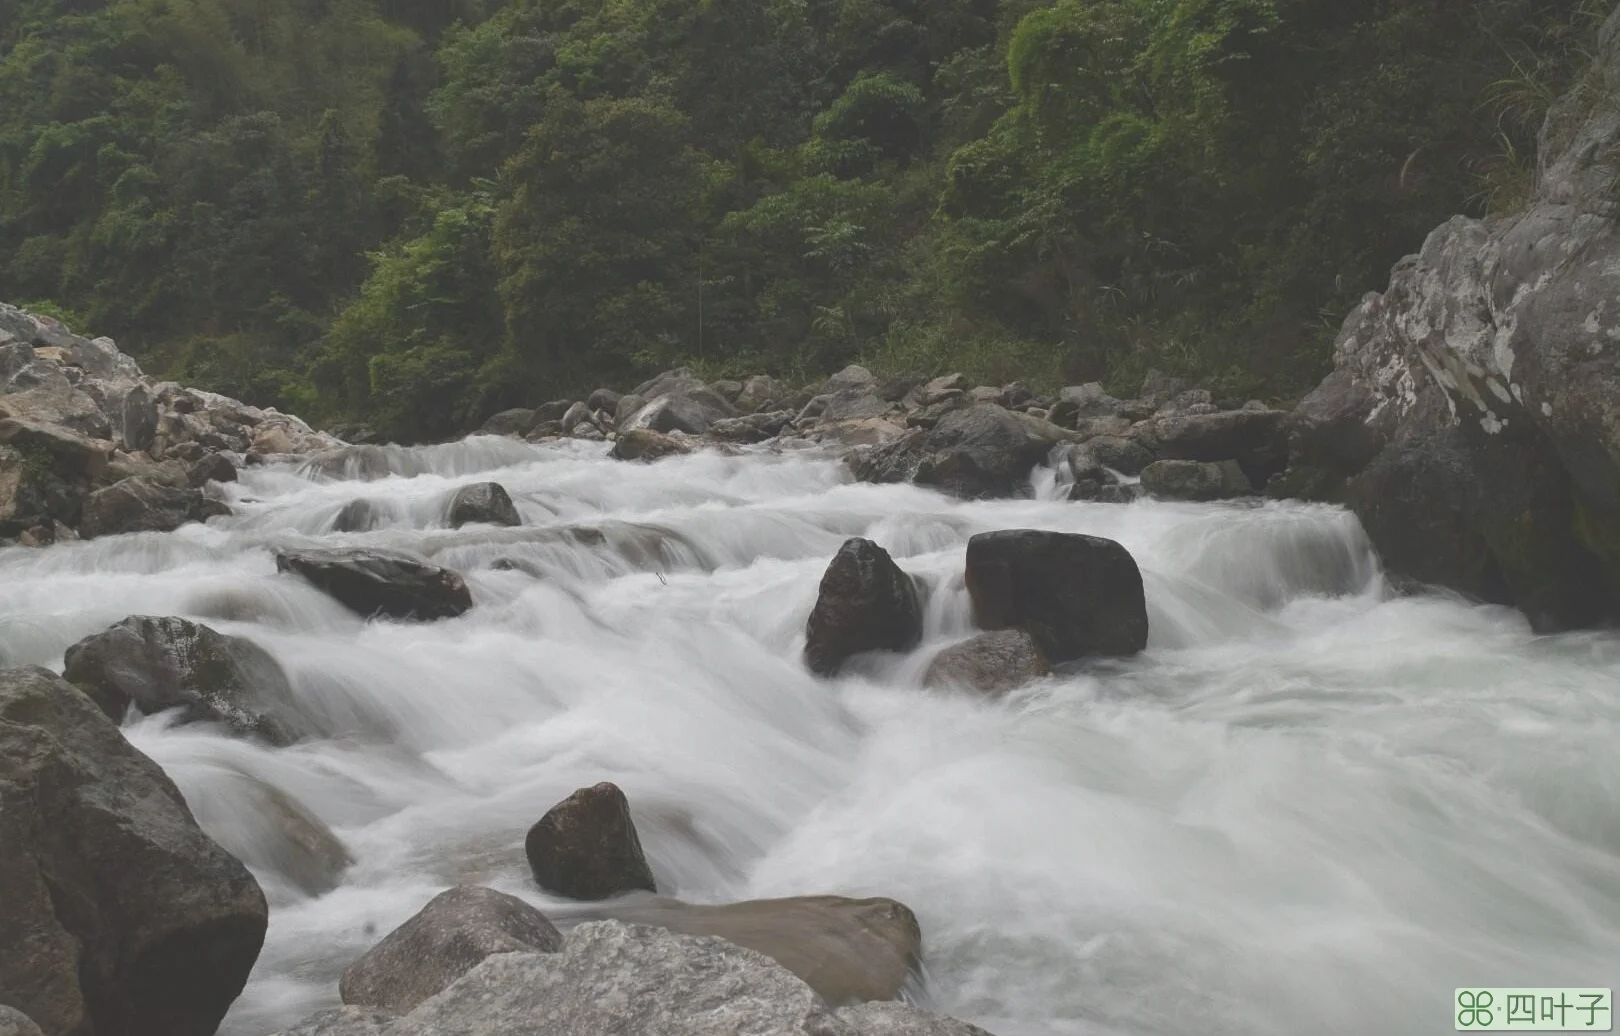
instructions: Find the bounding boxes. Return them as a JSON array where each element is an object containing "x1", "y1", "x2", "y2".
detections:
[
  {"x1": 912, "y1": 406, "x2": 1068, "y2": 499},
  {"x1": 964, "y1": 530, "x2": 1148, "y2": 662},
  {"x1": 1068, "y1": 481, "x2": 1144, "y2": 504},
  {"x1": 446, "y1": 482, "x2": 521, "y2": 528},
  {"x1": 709, "y1": 378, "x2": 744, "y2": 402},
  {"x1": 711, "y1": 411, "x2": 793, "y2": 443},
  {"x1": 923, "y1": 629, "x2": 1050, "y2": 695},
  {"x1": 478, "y1": 408, "x2": 535, "y2": 437},
  {"x1": 0, "y1": 666, "x2": 267, "y2": 1036},
  {"x1": 620, "y1": 395, "x2": 725, "y2": 436},
  {"x1": 804, "y1": 538, "x2": 923, "y2": 676},
  {"x1": 340, "y1": 886, "x2": 563, "y2": 1015},
  {"x1": 1058, "y1": 383, "x2": 1124, "y2": 418},
  {"x1": 610, "y1": 428, "x2": 691, "y2": 461},
  {"x1": 0, "y1": 417, "x2": 109, "y2": 482},
  {"x1": 187, "y1": 453, "x2": 237, "y2": 486},
  {"x1": 333, "y1": 498, "x2": 381, "y2": 533},
  {"x1": 613, "y1": 393, "x2": 647, "y2": 427},
  {"x1": 919, "y1": 373, "x2": 968, "y2": 404},
  {"x1": 78, "y1": 475, "x2": 229, "y2": 538},
  {"x1": 62, "y1": 615, "x2": 306, "y2": 744},
  {"x1": 837, "y1": 1003, "x2": 997, "y2": 1036},
  {"x1": 1150, "y1": 407, "x2": 1287, "y2": 474},
  {"x1": 187, "y1": 771, "x2": 353, "y2": 897},
  {"x1": 735, "y1": 375, "x2": 785, "y2": 413},
  {"x1": 276, "y1": 547, "x2": 474, "y2": 621},
  {"x1": 0, "y1": 1006, "x2": 43, "y2": 1036},
  {"x1": 1138, "y1": 458, "x2": 1253, "y2": 501},
  {"x1": 821, "y1": 364, "x2": 877, "y2": 395},
  {"x1": 1086, "y1": 434, "x2": 1156, "y2": 476},
  {"x1": 525, "y1": 782, "x2": 657, "y2": 901},
  {"x1": 587, "y1": 388, "x2": 622, "y2": 413},
  {"x1": 531, "y1": 400, "x2": 575, "y2": 426},
  {"x1": 120, "y1": 383, "x2": 158, "y2": 452},
  {"x1": 560, "y1": 401, "x2": 591, "y2": 432},
  {"x1": 269, "y1": 1007, "x2": 396, "y2": 1036}
]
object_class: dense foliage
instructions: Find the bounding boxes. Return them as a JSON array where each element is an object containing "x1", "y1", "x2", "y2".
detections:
[{"x1": 0, "y1": 0, "x2": 1611, "y2": 440}]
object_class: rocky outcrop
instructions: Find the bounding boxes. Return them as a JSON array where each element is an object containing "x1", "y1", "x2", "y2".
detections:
[
  {"x1": 923, "y1": 629, "x2": 1050, "y2": 695},
  {"x1": 62, "y1": 615, "x2": 305, "y2": 744},
  {"x1": 339, "y1": 886, "x2": 563, "y2": 1015},
  {"x1": 445, "y1": 482, "x2": 521, "y2": 528},
  {"x1": 276, "y1": 547, "x2": 474, "y2": 620},
  {"x1": 964, "y1": 530, "x2": 1148, "y2": 662},
  {"x1": 525, "y1": 782, "x2": 657, "y2": 901},
  {"x1": 804, "y1": 538, "x2": 923, "y2": 676},
  {"x1": 1138, "y1": 459, "x2": 1251, "y2": 501},
  {"x1": 1280, "y1": 6, "x2": 1620, "y2": 630},
  {"x1": 270, "y1": 920, "x2": 986, "y2": 1036},
  {"x1": 0, "y1": 666, "x2": 267, "y2": 1036},
  {"x1": 78, "y1": 476, "x2": 229, "y2": 538}
]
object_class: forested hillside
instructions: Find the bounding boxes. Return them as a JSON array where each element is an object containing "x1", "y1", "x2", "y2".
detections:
[{"x1": 0, "y1": 0, "x2": 1609, "y2": 442}]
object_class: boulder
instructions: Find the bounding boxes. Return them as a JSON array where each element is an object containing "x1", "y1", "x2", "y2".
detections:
[
  {"x1": 120, "y1": 383, "x2": 158, "y2": 453},
  {"x1": 79, "y1": 475, "x2": 229, "y2": 538},
  {"x1": 821, "y1": 364, "x2": 877, "y2": 395},
  {"x1": 185, "y1": 770, "x2": 353, "y2": 898},
  {"x1": 613, "y1": 393, "x2": 647, "y2": 427},
  {"x1": 710, "y1": 411, "x2": 793, "y2": 443},
  {"x1": 530, "y1": 400, "x2": 575, "y2": 427},
  {"x1": 1138, "y1": 459, "x2": 1252, "y2": 501},
  {"x1": 186, "y1": 453, "x2": 237, "y2": 486},
  {"x1": 735, "y1": 375, "x2": 785, "y2": 413},
  {"x1": 923, "y1": 629, "x2": 1049, "y2": 695},
  {"x1": 609, "y1": 428, "x2": 690, "y2": 462},
  {"x1": 586, "y1": 388, "x2": 622, "y2": 413},
  {"x1": 1085, "y1": 434, "x2": 1156, "y2": 476},
  {"x1": 525, "y1": 782, "x2": 657, "y2": 901},
  {"x1": 804, "y1": 538, "x2": 923, "y2": 676},
  {"x1": 918, "y1": 373, "x2": 968, "y2": 405},
  {"x1": 62, "y1": 615, "x2": 305, "y2": 744},
  {"x1": 560, "y1": 401, "x2": 591, "y2": 432},
  {"x1": 1149, "y1": 407, "x2": 1287, "y2": 476},
  {"x1": 964, "y1": 530, "x2": 1148, "y2": 662},
  {"x1": 594, "y1": 895, "x2": 922, "y2": 1005},
  {"x1": 800, "y1": 390, "x2": 893, "y2": 425},
  {"x1": 0, "y1": 1007, "x2": 42, "y2": 1036},
  {"x1": 853, "y1": 405, "x2": 1066, "y2": 499},
  {"x1": 709, "y1": 379, "x2": 744, "y2": 403},
  {"x1": 0, "y1": 666, "x2": 267, "y2": 1036},
  {"x1": 0, "y1": 416, "x2": 109, "y2": 483},
  {"x1": 340, "y1": 886, "x2": 563, "y2": 1015},
  {"x1": 276, "y1": 547, "x2": 474, "y2": 621},
  {"x1": 620, "y1": 395, "x2": 725, "y2": 436},
  {"x1": 333, "y1": 498, "x2": 381, "y2": 533},
  {"x1": 446, "y1": 482, "x2": 521, "y2": 528},
  {"x1": 478, "y1": 408, "x2": 535, "y2": 437}
]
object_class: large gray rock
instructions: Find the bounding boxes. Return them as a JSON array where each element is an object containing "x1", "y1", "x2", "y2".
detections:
[
  {"x1": 1282, "y1": 6, "x2": 1620, "y2": 629},
  {"x1": 0, "y1": 420, "x2": 109, "y2": 536},
  {"x1": 0, "y1": 666, "x2": 267, "y2": 1036},
  {"x1": 804, "y1": 538, "x2": 923, "y2": 676},
  {"x1": 62, "y1": 615, "x2": 306, "y2": 744},
  {"x1": 276, "y1": 547, "x2": 474, "y2": 621},
  {"x1": 340, "y1": 886, "x2": 563, "y2": 1015},
  {"x1": 1138, "y1": 458, "x2": 1252, "y2": 501},
  {"x1": 79, "y1": 475, "x2": 229, "y2": 538},
  {"x1": 923, "y1": 629, "x2": 1049, "y2": 696},
  {"x1": 478, "y1": 408, "x2": 535, "y2": 437},
  {"x1": 609, "y1": 428, "x2": 691, "y2": 462},
  {"x1": 0, "y1": 1006, "x2": 43, "y2": 1036},
  {"x1": 620, "y1": 395, "x2": 726, "y2": 436},
  {"x1": 446, "y1": 482, "x2": 521, "y2": 528},
  {"x1": 524, "y1": 783, "x2": 657, "y2": 901},
  {"x1": 964, "y1": 530, "x2": 1148, "y2": 663},
  {"x1": 734, "y1": 375, "x2": 785, "y2": 413},
  {"x1": 120, "y1": 383, "x2": 158, "y2": 453},
  {"x1": 852, "y1": 405, "x2": 1067, "y2": 499}
]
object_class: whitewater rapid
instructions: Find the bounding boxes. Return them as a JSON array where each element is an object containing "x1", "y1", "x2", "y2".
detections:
[{"x1": 1, "y1": 437, "x2": 1616, "y2": 1036}]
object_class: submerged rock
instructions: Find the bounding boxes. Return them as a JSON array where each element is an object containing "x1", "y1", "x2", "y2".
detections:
[
  {"x1": 804, "y1": 538, "x2": 923, "y2": 676},
  {"x1": 525, "y1": 782, "x2": 657, "y2": 901},
  {"x1": 333, "y1": 497, "x2": 382, "y2": 532},
  {"x1": 964, "y1": 530, "x2": 1148, "y2": 662},
  {"x1": 446, "y1": 481, "x2": 521, "y2": 528},
  {"x1": 923, "y1": 629, "x2": 1050, "y2": 695},
  {"x1": 276, "y1": 546, "x2": 474, "y2": 620},
  {"x1": 340, "y1": 886, "x2": 563, "y2": 1015},
  {"x1": 0, "y1": 666, "x2": 267, "y2": 1036},
  {"x1": 62, "y1": 614, "x2": 306, "y2": 744}
]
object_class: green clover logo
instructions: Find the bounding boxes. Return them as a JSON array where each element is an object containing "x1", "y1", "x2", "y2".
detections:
[{"x1": 1458, "y1": 990, "x2": 1494, "y2": 1028}]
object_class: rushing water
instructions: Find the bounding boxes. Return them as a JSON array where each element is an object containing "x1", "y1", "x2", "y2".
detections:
[{"x1": 1, "y1": 436, "x2": 1617, "y2": 1036}]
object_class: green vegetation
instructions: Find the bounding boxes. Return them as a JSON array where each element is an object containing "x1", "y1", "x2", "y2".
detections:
[{"x1": 1, "y1": 0, "x2": 1612, "y2": 441}]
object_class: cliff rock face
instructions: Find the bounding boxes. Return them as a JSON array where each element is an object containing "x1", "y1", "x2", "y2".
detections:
[{"x1": 1288, "y1": 7, "x2": 1620, "y2": 630}]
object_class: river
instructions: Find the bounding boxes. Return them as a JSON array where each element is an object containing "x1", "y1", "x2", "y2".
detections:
[{"x1": 0, "y1": 436, "x2": 1616, "y2": 1036}]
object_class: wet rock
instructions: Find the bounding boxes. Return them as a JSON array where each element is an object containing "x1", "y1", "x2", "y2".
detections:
[
  {"x1": 560, "y1": 401, "x2": 591, "y2": 432},
  {"x1": 525, "y1": 782, "x2": 657, "y2": 901},
  {"x1": 187, "y1": 770, "x2": 353, "y2": 897},
  {"x1": 613, "y1": 392, "x2": 647, "y2": 427},
  {"x1": 479, "y1": 408, "x2": 535, "y2": 437},
  {"x1": 0, "y1": 666, "x2": 267, "y2": 1036},
  {"x1": 912, "y1": 405, "x2": 1068, "y2": 499},
  {"x1": 1139, "y1": 459, "x2": 1252, "y2": 501},
  {"x1": 1086, "y1": 435, "x2": 1156, "y2": 476},
  {"x1": 334, "y1": 497, "x2": 381, "y2": 532},
  {"x1": 621, "y1": 394, "x2": 726, "y2": 436},
  {"x1": 187, "y1": 452, "x2": 237, "y2": 486},
  {"x1": 276, "y1": 546, "x2": 474, "y2": 621},
  {"x1": 340, "y1": 886, "x2": 563, "y2": 1015},
  {"x1": 923, "y1": 629, "x2": 1049, "y2": 696},
  {"x1": 711, "y1": 411, "x2": 793, "y2": 443},
  {"x1": 79, "y1": 475, "x2": 229, "y2": 538},
  {"x1": 303, "y1": 445, "x2": 395, "y2": 481},
  {"x1": 594, "y1": 894, "x2": 922, "y2": 1005},
  {"x1": 1150, "y1": 407, "x2": 1287, "y2": 476},
  {"x1": 447, "y1": 481, "x2": 521, "y2": 528},
  {"x1": 120, "y1": 382, "x2": 158, "y2": 452},
  {"x1": 63, "y1": 614, "x2": 305, "y2": 743},
  {"x1": 587, "y1": 388, "x2": 622, "y2": 413},
  {"x1": 964, "y1": 530, "x2": 1148, "y2": 662},
  {"x1": 531, "y1": 400, "x2": 575, "y2": 426},
  {"x1": 804, "y1": 538, "x2": 923, "y2": 676},
  {"x1": 735, "y1": 375, "x2": 784, "y2": 413},
  {"x1": 1068, "y1": 481, "x2": 1144, "y2": 504},
  {"x1": 610, "y1": 428, "x2": 691, "y2": 461},
  {"x1": 0, "y1": 1006, "x2": 43, "y2": 1036}
]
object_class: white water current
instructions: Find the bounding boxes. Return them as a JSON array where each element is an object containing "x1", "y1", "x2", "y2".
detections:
[{"x1": 1, "y1": 436, "x2": 1616, "y2": 1035}]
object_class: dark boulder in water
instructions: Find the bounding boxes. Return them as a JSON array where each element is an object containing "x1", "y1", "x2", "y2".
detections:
[
  {"x1": 525, "y1": 782, "x2": 657, "y2": 901},
  {"x1": 276, "y1": 546, "x2": 474, "y2": 620},
  {"x1": 803, "y1": 538, "x2": 923, "y2": 676},
  {"x1": 446, "y1": 481, "x2": 521, "y2": 528}
]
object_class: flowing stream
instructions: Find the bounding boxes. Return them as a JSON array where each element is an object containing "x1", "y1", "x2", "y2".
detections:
[{"x1": 1, "y1": 437, "x2": 1617, "y2": 1036}]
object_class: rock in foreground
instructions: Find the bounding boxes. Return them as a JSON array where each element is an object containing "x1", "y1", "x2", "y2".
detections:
[
  {"x1": 0, "y1": 666, "x2": 267, "y2": 1036},
  {"x1": 340, "y1": 886, "x2": 562, "y2": 1015},
  {"x1": 270, "y1": 921, "x2": 987, "y2": 1036},
  {"x1": 804, "y1": 538, "x2": 923, "y2": 676},
  {"x1": 525, "y1": 782, "x2": 657, "y2": 901},
  {"x1": 276, "y1": 547, "x2": 473, "y2": 620},
  {"x1": 62, "y1": 614, "x2": 305, "y2": 744},
  {"x1": 445, "y1": 482, "x2": 521, "y2": 528},
  {"x1": 923, "y1": 629, "x2": 1049, "y2": 695},
  {"x1": 964, "y1": 530, "x2": 1148, "y2": 662}
]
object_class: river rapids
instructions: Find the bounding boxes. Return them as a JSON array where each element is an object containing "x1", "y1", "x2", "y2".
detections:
[{"x1": 0, "y1": 437, "x2": 1616, "y2": 1035}]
